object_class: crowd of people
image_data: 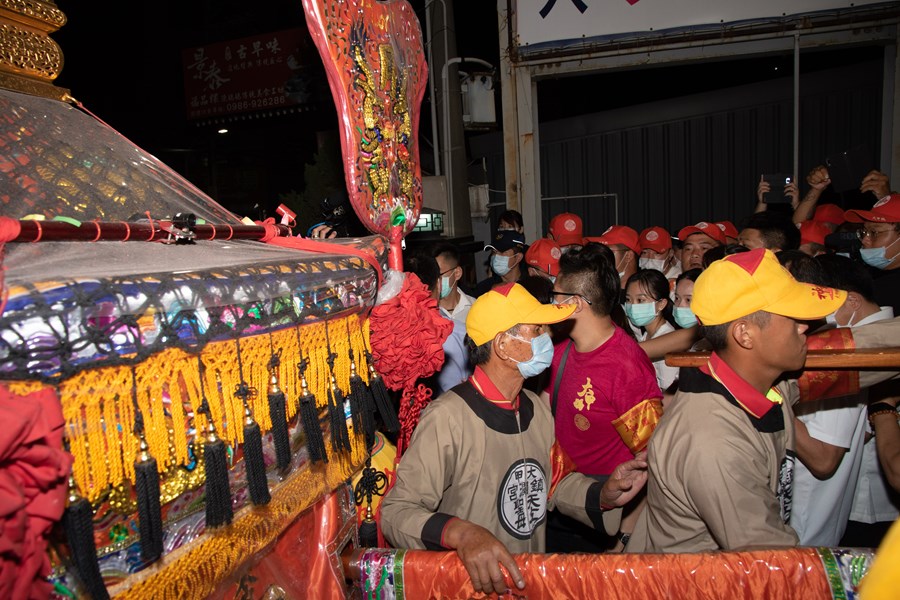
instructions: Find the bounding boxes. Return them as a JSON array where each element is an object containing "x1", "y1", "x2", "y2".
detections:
[{"x1": 376, "y1": 165, "x2": 900, "y2": 594}]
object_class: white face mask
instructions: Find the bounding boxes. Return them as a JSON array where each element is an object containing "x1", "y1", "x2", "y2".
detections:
[
  {"x1": 639, "y1": 257, "x2": 667, "y2": 272},
  {"x1": 615, "y1": 252, "x2": 631, "y2": 279},
  {"x1": 825, "y1": 308, "x2": 857, "y2": 328}
]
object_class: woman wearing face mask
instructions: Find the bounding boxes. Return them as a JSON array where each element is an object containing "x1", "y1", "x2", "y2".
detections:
[
  {"x1": 624, "y1": 270, "x2": 678, "y2": 392},
  {"x1": 672, "y1": 269, "x2": 702, "y2": 331}
]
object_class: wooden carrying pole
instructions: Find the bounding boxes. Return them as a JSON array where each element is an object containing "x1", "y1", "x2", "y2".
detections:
[{"x1": 666, "y1": 348, "x2": 900, "y2": 369}]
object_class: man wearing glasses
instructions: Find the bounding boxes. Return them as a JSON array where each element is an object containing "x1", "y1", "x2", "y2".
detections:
[
  {"x1": 539, "y1": 244, "x2": 663, "y2": 552},
  {"x1": 845, "y1": 193, "x2": 900, "y2": 314}
]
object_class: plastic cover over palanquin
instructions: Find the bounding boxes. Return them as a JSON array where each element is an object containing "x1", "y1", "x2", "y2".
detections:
[{"x1": 0, "y1": 88, "x2": 386, "y2": 381}]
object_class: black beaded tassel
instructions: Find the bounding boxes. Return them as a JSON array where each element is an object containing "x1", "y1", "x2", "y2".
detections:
[
  {"x1": 62, "y1": 473, "x2": 110, "y2": 600},
  {"x1": 198, "y1": 358, "x2": 232, "y2": 527},
  {"x1": 235, "y1": 340, "x2": 271, "y2": 506},
  {"x1": 202, "y1": 419, "x2": 233, "y2": 527},
  {"x1": 367, "y1": 354, "x2": 399, "y2": 433},
  {"x1": 131, "y1": 370, "x2": 163, "y2": 563},
  {"x1": 327, "y1": 373, "x2": 352, "y2": 454},
  {"x1": 348, "y1": 351, "x2": 376, "y2": 449},
  {"x1": 297, "y1": 354, "x2": 327, "y2": 463},
  {"x1": 324, "y1": 324, "x2": 351, "y2": 454},
  {"x1": 266, "y1": 349, "x2": 292, "y2": 472}
]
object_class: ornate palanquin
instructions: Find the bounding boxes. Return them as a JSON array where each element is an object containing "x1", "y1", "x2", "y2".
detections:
[
  {"x1": 0, "y1": 0, "x2": 423, "y2": 597},
  {"x1": 0, "y1": 80, "x2": 390, "y2": 597},
  {"x1": 2, "y1": 1, "x2": 898, "y2": 600}
]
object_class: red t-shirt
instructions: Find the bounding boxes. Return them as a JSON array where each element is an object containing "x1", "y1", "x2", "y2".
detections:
[{"x1": 545, "y1": 327, "x2": 662, "y2": 475}]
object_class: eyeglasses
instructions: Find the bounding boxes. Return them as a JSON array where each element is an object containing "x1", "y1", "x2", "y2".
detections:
[
  {"x1": 439, "y1": 267, "x2": 458, "y2": 276},
  {"x1": 550, "y1": 290, "x2": 593, "y2": 305},
  {"x1": 857, "y1": 228, "x2": 896, "y2": 241}
]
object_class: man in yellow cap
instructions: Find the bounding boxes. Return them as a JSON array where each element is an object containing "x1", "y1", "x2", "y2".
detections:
[
  {"x1": 626, "y1": 248, "x2": 847, "y2": 553},
  {"x1": 382, "y1": 283, "x2": 648, "y2": 594}
]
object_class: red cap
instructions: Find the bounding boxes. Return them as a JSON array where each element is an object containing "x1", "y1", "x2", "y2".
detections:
[
  {"x1": 525, "y1": 238, "x2": 562, "y2": 277},
  {"x1": 715, "y1": 221, "x2": 739, "y2": 240},
  {"x1": 589, "y1": 225, "x2": 640, "y2": 254},
  {"x1": 813, "y1": 204, "x2": 846, "y2": 226},
  {"x1": 639, "y1": 226, "x2": 672, "y2": 252},
  {"x1": 798, "y1": 220, "x2": 830, "y2": 246},
  {"x1": 844, "y1": 194, "x2": 900, "y2": 224},
  {"x1": 677, "y1": 221, "x2": 726, "y2": 246},
  {"x1": 548, "y1": 213, "x2": 583, "y2": 246}
]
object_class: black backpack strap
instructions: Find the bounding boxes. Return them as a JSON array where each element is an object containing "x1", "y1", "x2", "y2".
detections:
[{"x1": 551, "y1": 341, "x2": 573, "y2": 417}]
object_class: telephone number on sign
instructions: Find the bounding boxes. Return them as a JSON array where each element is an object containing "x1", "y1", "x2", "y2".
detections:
[{"x1": 225, "y1": 96, "x2": 287, "y2": 111}]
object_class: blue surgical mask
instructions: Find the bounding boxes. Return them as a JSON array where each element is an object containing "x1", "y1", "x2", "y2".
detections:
[
  {"x1": 440, "y1": 275, "x2": 454, "y2": 299},
  {"x1": 508, "y1": 332, "x2": 554, "y2": 378},
  {"x1": 624, "y1": 302, "x2": 658, "y2": 328},
  {"x1": 491, "y1": 254, "x2": 512, "y2": 276},
  {"x1": 673, "y1": 306, "x2": 697, "y2": 328},
  {"x1": 859, "y1": 237, "x2": 899, "y2": 269}
]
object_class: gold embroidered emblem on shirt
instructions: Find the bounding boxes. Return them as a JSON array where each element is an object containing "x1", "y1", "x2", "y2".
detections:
[
  {"x1": 574, "y1": 413, "x2": 591, "y2": 431},
  {"x1": 573, "y1": 377, "x2": 595, "y2": 411}
]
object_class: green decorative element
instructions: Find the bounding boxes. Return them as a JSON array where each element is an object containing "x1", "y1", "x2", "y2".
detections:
[
  {"x1": 818, "y1": 547, "x2": 848, "y2": 600},
  {"x1": 53, "y1": 580, "x2": 76, "y2": 598},
  {"x1": 109, "y1": 523, "x2": 129, "y2": 543},
  {"x1": 849, "y1": 554, "x2": 867, "y2": 588},
  {"x1": 196, "y1": 218, "x2": 206, "y2": 225},
  {"x1": 390, "y1": 206, "x2": 406, "y2": 227},
  {"x1": 394, "y1": 549, "x2": 406, "y2": 600},
  {"x1": 53, "y1": 216, "x2": 82, "y2": 227}
]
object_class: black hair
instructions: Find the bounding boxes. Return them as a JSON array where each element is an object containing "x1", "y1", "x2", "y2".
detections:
[
  {"x1": 739, "y1": 212, "x2": 800, "y2": 251},
  {"x1": 430, "y1": 241, "x2": 461, "y2": 266},
  {"x1": 702, "y1": 311, "x2": 771, "y2": 352},
  {"x1": 624, "y1": 269, "x2": 673, "y2": 325},
  {"x1": 520, "y1": 274, "x2": 554, "y2": 305},
  {"x1": 702, "y1": 243, "x2": 750, "y2": 269},
  {"x1": 777, "y1": 250, "x2": 828, "y2": 286},
  {"x1": 558, "y1": 242, "x2": 621, "y2": 317},
  {"x1": 815, "y1": 253, "x2": 877, "y2": 303},
  {"x1": 405, "y1": 251, "x2": 440, "y2": 294},
  {"x1": 676, "y1": 267, "x2": 703, "y2": 286},
  {"x1": 464, "y1": 324, "x2": 521, "y2": 366},
  {"x1": 498, "y1": 209, "x2": 524, "y2": 230}
]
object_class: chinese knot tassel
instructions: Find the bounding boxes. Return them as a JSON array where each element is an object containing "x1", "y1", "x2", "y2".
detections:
[{"x1": 62, "y1": 476, "x2": 110, "y2": 600}]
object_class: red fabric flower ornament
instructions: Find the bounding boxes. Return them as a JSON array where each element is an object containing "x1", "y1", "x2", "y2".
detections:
[
  {"x1": 0, "y1": 385, "x2": 72, "y2": 600},
  {"x1": 369, "y1": 272, "x2": 453, "y2": 391}
]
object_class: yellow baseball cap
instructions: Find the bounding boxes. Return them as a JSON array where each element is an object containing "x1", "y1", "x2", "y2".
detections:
[
  {"x1": 691, "y1": 248, "x2": 846, "y2": 326},
  {"x1": 466, "y1": 283, "x2": 576, "y2": 346}
]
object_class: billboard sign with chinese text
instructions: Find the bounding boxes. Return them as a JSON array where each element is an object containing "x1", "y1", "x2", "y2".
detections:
[
  {"x1": 182, "y1": 28, "x2": 321, "y2": 121},
  {"x1": 515, "y1": 0, "x2": 890, "y2": 51}
]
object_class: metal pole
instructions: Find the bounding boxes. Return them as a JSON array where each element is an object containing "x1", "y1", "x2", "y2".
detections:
[
  {"x1": 793, "y1": 32, "x2": 800, "y2": 181},
  {"x1": 442, "y1": 56, "x2": 493, "y2": 237},
  {"x1": 424, "y1": 0, "x2": 447, "y2": 176}
]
